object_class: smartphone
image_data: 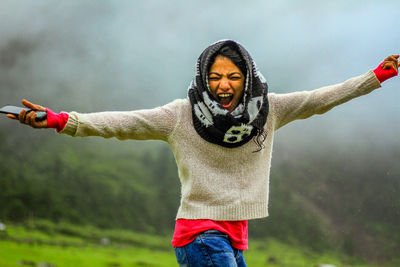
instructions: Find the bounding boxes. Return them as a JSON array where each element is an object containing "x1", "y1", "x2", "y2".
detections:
[{"x1": 0, "y1": 105, "x2": 47, "y2": 121}]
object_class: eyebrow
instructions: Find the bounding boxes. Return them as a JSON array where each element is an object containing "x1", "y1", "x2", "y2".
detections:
[{"x1": 208, "y1": 72, "x2": 242, "y2": 76}]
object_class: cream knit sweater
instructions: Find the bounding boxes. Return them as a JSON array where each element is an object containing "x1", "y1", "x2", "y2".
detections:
[{"x1": 60, "y1": 70, "x2": 381, "y2": 221}]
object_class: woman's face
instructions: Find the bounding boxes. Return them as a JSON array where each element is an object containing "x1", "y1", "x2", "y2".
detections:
[{"x1": 208, "y1": 55, "x2": 245, "y2": 112}]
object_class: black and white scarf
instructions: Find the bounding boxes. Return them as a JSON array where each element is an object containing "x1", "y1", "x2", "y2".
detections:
[{"x1": 188, "y1": 40, "x2": 269, "y2": 148}]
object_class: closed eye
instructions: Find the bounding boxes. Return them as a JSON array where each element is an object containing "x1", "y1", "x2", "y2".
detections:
[
  {"x1": 208, "y1": 72, "x2": 221, "y2": 80},
  {"x1": 229, "y1": 72, "x2": 242, "y2": 80}
]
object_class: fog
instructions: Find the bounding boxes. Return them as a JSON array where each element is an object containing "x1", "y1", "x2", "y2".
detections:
[{"x1": 0, "y1": 0, "x2": 399, "y2": 149}]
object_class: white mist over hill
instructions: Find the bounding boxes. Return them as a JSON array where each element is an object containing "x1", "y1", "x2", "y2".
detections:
[{"x1": 0, "y1": 0, "x2": 399, "y2": 146}]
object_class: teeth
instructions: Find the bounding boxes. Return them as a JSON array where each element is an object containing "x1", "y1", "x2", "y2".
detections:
[{"x1": 218, "y1": 93, "x2": 232, "y2": 98}]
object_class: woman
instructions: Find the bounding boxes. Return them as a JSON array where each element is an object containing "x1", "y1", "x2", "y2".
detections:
[{"x1": 8, "y1": 40, "x2": 399, "y2": 267}]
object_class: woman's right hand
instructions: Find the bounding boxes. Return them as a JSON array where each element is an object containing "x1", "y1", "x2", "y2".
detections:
[{"x1": 7, "y1": 99, "x2": 48, "y2": 128}]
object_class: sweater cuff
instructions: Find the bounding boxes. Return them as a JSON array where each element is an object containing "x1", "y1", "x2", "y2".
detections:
[
  {"x1": 360, "y1": 70, "x2": 382, "y2": 93},
  {"x1": 58, "y1": 112, "x2": 79, "y2": 136}
]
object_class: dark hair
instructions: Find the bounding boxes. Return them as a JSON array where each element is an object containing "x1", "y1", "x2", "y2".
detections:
[
  {"x1": 209, "y1": 45, "x2": 247, "y2": 76},
  {"x1": 253, "y1": 129, "x2": 267, "y2": 153}
]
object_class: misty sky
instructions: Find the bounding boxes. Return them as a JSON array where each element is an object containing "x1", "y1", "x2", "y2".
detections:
[{"x1": 0, "y1": 0, "x2": 399, "y2": 147}]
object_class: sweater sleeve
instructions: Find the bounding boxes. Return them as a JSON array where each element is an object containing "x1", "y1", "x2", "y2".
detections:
[
  {"x1": 271, "y1": 70, "x2": 381, "y2": 130},
  {"x1": 58, "y1": 99, "x2": 184, "y2": 142}
]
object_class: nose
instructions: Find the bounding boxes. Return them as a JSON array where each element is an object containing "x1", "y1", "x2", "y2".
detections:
[{"x1": 219, "y1": 78, "x2": 230, "y2": 90}]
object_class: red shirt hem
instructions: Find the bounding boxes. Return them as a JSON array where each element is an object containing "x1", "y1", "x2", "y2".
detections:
[{"x1": 172, "y1": 219, "x2": 248, "y2": 250}]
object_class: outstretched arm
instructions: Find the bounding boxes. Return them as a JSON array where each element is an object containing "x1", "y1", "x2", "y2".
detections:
[
  {"x1": 271, "y1": 55, "x2": 399, "y2": 130},
  {"x1": 7, "y1": 98, "x2": 183, "y2": 142}
]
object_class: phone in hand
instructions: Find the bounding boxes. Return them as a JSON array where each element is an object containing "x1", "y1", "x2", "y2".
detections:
[{"x1": 0, "y1": 105, "x2": 47, "y2": 121}]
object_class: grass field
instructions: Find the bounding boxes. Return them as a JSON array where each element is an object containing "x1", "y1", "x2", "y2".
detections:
[{"x1": 0, "y1": 220, "x2": 398, "y2": 267}]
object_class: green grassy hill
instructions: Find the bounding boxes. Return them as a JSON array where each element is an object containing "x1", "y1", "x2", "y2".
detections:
[{"x1": 1, "y1": 220, "x2": 399, "y2": 267}]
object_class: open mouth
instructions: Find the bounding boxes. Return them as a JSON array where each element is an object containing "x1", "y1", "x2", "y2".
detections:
[{"x1": 217, "y1": 93, "x2": 233, "y2": 108}]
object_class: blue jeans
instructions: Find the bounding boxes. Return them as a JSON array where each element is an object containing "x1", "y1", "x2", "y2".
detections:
[{"x1": 174, "y1": 230, "x2": 247, "y2": 267}]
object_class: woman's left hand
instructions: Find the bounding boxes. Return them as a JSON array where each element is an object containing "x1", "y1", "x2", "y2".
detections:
[
  {"x1": 373, "y1": 54, "x2": 399, "y2": 83},
  {"x1": 381, "y1": 54, "x2": 399, "y2": 71}
]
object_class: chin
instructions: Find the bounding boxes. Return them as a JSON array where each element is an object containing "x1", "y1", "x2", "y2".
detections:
[{"x1": 227, "y1": 104, "x2": 238, "y2": 113}]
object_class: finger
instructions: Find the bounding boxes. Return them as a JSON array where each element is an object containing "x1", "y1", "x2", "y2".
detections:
[
  {"x1": 30, "y1": 113, "x2": 47, "y2": 128},
  {"x1": 389, "y1": 55, "x2": 399, "y2": 62},
  {"x1": 21, "y1": 99, "x2": 35, "y2": 109},
  {"x1": 24, "y1": 111, "x2": 34, "y2": 125},
  {"x1": 28, "y1": 113, "x2": 40, "y2": 128},
  {"x1": 386, "y1": 55, "x2": 398, "y2": 59},
  {"x1": 383, "y1": 61, "x2": 399, "y2": 70},
  {"x1": 383, "y1": 61, "x2": 395, "y2": 69},
  {"x1": 388, "y1": 62, "x2": 398, "y2": 71},
  {"x1": 22, "y1": 99, "x2": 45, "y2": 111},
  {"x1": 384, "y1": 56, "x2": 397, "y2": 64},
  {"x1": 19, "y1": 109, "x2": 27, "y2": 124},
  {"x1": 6, "y1": 114, "x2": 17, "y2": 120},
  {"x1": 27, "y1": 111, "x2": 40, "y2": 126},
  {"x1": 382, "y1": 62, "x2": 389, "y2": 69}
]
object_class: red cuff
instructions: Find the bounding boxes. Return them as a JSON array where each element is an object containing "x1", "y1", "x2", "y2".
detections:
[
  {"x1": 46, "y1": 108, "x2": 69, "y2": 132},
  {"x1": 373, "y1": 61, "x2": 398, "y2": 83}
]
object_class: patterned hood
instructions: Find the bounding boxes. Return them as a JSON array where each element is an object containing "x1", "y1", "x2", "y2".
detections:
[{"x1": 188, "y1": 39, "x2": 269, "y2": 148}]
